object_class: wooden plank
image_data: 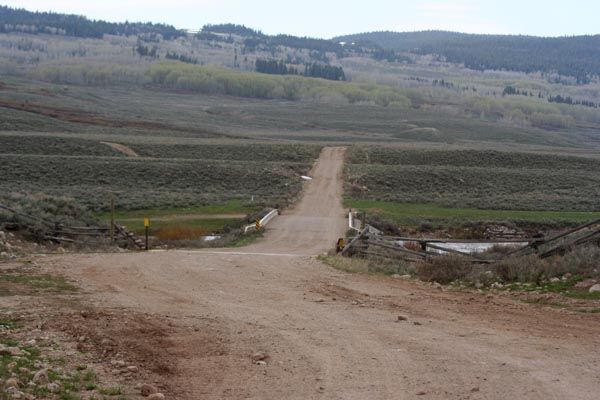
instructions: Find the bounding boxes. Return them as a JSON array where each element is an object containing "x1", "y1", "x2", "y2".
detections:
[
  {"x1": 366, "y1": 239, "x2": 430, "y2": 258},
  {"x1": 379, "y1": 235, "x2": 534, "y2": 244},
  {"x1": 59, "y1": 231, "x2": 107, "y2": 237},
  {"x1": 510, "y1": 222, "x2": 600, "y2": 258},
  {"x1": 341, "y1": 225, "x2": 371, "y2": 256},
  {"x1": 539, "y1": 230, "x2": 600, "y2": 258},
  {"x1": 113, "y1": 222, "x2": 144, "y2": 249},
  {"x1": 537, "y1": 218, "x2": 600, "y2": 245},
  {"x1": 64, "y1": 226, "x2": 110, "y2": 232},
  {"x1": 43, "y1": 236, "x2": 82, "y2": 244}
]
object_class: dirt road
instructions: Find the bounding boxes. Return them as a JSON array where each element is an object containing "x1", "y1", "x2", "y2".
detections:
[{"x1": 45, "y1": 147, "x2": 600, "y2": 399}]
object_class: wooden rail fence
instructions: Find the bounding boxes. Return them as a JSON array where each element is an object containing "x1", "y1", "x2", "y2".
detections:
[
  {"x1": 342, "y1": 216, "x2": 600, "y2": 263},
  {"x1": 0, "y1": 203, "x2": 145, "y2": 249}
]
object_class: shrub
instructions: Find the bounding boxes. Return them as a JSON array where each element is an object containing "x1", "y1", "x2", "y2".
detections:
[
  {"x1": 493, "y1": 246, "x2": 600, "y2": 283},
  {"x1": 494, "y1": 255, "x2": 548, "y2": 283},
  {"x1": 0, "y1": 193, "x2": 99, "y2": 241},
  {"x1": 549, "y1": 246, "x2": 600, "y2": 278},
  {"x1": 367, "y1": 257, "x2": 415, "y2": 276},
  {"x1": 416, "y1": 255, "x2": 471, "y2": 284}
]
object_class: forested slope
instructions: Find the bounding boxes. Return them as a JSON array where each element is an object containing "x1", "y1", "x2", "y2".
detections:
[
  {"x1": 336, "y1": 31, "x2": 600, "y2": 82},
  {"x1": 0, "y1": 5, "x2": 184, "y2": 39}
]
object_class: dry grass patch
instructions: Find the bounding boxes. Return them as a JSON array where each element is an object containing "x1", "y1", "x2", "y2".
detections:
[{"x1": 153, "y1": 226, "x2": 209, "y2": 241}]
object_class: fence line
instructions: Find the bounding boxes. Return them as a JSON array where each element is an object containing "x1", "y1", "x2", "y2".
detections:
[{"x1": 342, "y1": 213, "x2": 600, "y2": 263}]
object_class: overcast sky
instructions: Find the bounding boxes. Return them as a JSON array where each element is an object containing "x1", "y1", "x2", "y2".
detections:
[{"x1": 4, "y1": 0, "x2": 598, "y2": 38}]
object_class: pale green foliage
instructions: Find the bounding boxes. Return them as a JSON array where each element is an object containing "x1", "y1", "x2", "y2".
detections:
[
  {"x1": 32, "y1": 60, "x2": 149, "y2": 85},
  {"x1": 465, "y1": 95, "x2": 577, "y2": 129},
  {"x1": 146, "y1": 61, "x2": 413, "y2": 106}
]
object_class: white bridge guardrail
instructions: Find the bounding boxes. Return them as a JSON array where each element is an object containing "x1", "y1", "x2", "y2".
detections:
[
  {"x1": 244, "y1": 209, "x2": 280, "y2": 234},
  {"x1": 348, "y1": 211, "x2": 361, "y2": 232}
]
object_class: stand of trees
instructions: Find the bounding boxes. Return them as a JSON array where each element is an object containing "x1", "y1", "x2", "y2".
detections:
[
  {"x1": 372, "y1": 48, "x2": 411, "y2": 63},
  {"x1": 304, "y1": 63, "x2": 345, "y2": 81},
  {"x1": 201, "y1": 24, "x2": 262, "y2": 37},
  {"x1": 200, "y1": 24, "x2": 416, "y2": 64},
  {"x1": 502, "y1": 86, "x2": 536, "y2": 97},
  {"x1": 0, "y1": 5, "x2": 184, "y2": 39},
  {"x1": 503, "y1": 86, "x2": 599, "y2": 109},
  {"x1": 256, "y1": 59, "x2": 345, "y2": 81},
  {"x1": 548, "y1": 95, "x2": 598, "y2": 108},
  {"x1": 195, "y1": 31, "x2": 234, "y2": 43},
  {"x1": 432, "y1": 79, "x2": 455, "y2": 89},
  {"x1": 199, "y1": 24, "x2": 345, "y2": 56},
  {"x1": 256, "y1": 59, "x2": 295, "y2": 75},
  {"x1": 165, "y1": 52, "x2": 198, "y2": 64},
  {"x1": 136, "y1": 43, "x2": 158, "y2": 58}
]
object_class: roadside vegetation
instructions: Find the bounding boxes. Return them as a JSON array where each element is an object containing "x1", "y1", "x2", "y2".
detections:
[
  {"x1": 414, "y1": 246, "x2": 600, "y2": 297},
  {"x1": 0, "y1": 193, "x2": 100, "y2": 242},
  {"x1": 322, "y1": 246, "x2": 600, "y2": 313},
  {"x1": 0, "y1": 268, "x2": 77, "y2": 296},
  {"x1": 0, "y1": 146, "x2": 315, "y2": 212}
]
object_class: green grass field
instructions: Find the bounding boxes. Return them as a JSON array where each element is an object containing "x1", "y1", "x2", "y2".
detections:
[
  {"x1": 345, "y1": 199, "x2": 600, "y2": 227},
  {"x1": 97, "y1": 200, "x2": 257, "y2": 236}
]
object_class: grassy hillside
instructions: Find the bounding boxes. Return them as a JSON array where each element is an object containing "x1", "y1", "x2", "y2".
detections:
[{"x1": 0, "y1": 78, "x2": 593, "y2": 148}]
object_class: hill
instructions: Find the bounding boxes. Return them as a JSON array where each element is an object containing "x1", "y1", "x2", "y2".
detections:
[
  {"x1": 0, "y1": 5, "x2": 184, "y2": 39},
  {"x1": 335, "y1": 31, "x2": 600, "y2": 83}
]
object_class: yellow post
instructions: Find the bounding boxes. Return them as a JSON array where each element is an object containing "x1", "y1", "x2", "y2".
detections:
[{"x1": 144, "y1": 217, "x2": 150, "y2": 250}]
